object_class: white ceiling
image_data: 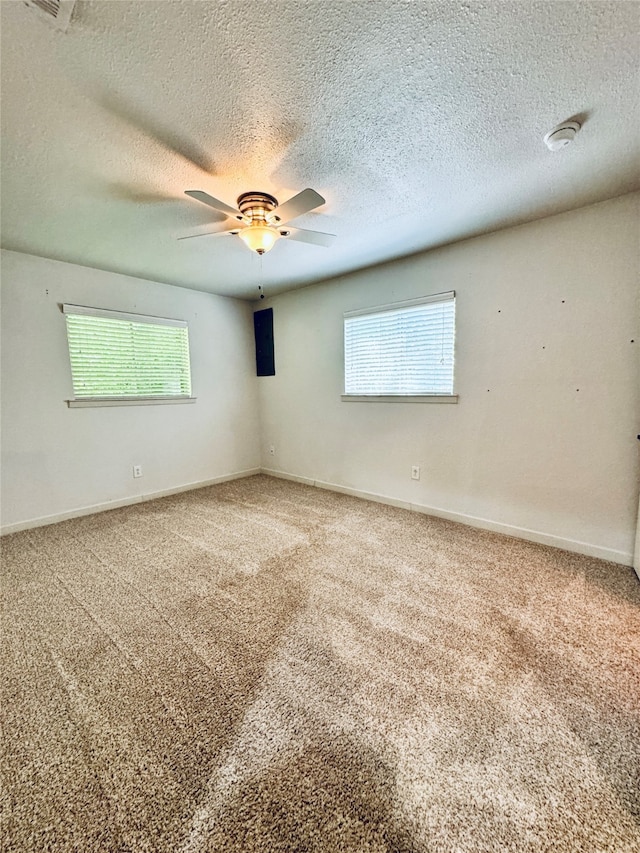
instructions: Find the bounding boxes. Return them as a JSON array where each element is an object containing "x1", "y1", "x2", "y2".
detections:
[{"x1": 1, "y1": 0, "x2": 638, "y2": 300}]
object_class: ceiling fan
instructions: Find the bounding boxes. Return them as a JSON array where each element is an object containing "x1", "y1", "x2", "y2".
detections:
[{"x1": 180, "y1": 188, "x2": 335, "y2": 254}]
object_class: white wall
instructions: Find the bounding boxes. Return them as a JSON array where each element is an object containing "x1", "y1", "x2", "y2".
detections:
[
  {"x1": 3, "y1": 196, "x2": 638, "y2": 562},
  {"x1": 0, "y1": 250, "x2": 260, "y2": 531},
  {"x1": 259, "y1": 193, "x2": 640, "y2": 565}
]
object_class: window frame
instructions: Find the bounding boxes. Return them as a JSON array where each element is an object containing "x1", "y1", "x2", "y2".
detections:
[
  {"x1": 63, "y1": 304, "x2": 196, "y2": 408},
  {"x1": 342, "y1": 291, "x2": 458, "y2": 403}
]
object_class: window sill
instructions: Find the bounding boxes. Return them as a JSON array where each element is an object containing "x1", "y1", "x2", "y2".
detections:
[
  {"x1": 341, "y1": 394, "x2": 458, "y2": 403},
  {"x1": 66, "y1": 397, "x2": 197, "y2": 408}
]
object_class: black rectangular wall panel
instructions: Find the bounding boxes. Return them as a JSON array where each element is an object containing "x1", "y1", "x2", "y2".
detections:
[{"x1": 253, "y1": 307, "x2": 275, "y2": 376}]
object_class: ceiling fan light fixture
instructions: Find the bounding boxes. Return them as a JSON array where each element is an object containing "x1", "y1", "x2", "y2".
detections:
[
  {"x1": 183, "y1": 188, "x2": 333, "y2": 252},
  {"x1": 238, "y1": 224, "x2": 279, "y2": 255}
]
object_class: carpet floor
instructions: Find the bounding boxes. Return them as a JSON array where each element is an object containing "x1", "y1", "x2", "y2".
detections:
[{"x1": 1, "y1": 474, "x2": 639, "y2": 852}]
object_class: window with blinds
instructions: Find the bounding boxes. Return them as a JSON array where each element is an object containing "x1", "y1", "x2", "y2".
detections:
[
  {"x1": 63, "y1": 305, "x2": 192, "y2": 401},
  {"x1": 344, "y1": 292, "x2": 455, "y2": 397}
]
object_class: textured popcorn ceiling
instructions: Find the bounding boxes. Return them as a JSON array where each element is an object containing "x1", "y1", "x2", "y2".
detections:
[{"x1": 1, "y1": 0, "x2": 638, "y2": 299}]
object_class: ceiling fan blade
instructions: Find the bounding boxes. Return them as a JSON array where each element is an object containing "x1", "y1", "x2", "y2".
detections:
[
  {"x1": 178, "y1": 227, "x2": 242, "y2": 241},
  {"x1": 284, "y1": 226, "x2": 335, "y2": 247},
  {"x1": 272, "y1": 188, "x2": 325, "y2": 224},
  {"x1": 185, "y1": 190, "x2": 243, "y2": 219}
]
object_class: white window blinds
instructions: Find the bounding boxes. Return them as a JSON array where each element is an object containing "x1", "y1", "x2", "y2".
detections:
[
  {"x1": 63, "y1": 305, "x2": 192, "y2": 400},
  {"x1": 344, "y1": 292, "x2": 455, "y2": 396}
]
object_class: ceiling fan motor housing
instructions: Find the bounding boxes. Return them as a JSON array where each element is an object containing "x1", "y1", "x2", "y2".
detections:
[{"x1": 237, "y1": 192, "x2": 280, "y2": 224}]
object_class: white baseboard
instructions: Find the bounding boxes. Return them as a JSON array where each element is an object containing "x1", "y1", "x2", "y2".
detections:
[
  {"x1": 261, "y1": 468, "x2": 632, "y2": 567},
  {"x1": 4, "y1": 465, "x2": 632, "y2": 567},
  {"x1": 0, "y1": 468, "x2": 261, "y2": 536},
  {"x1": 408, "y1": 501, "x2": 631, "y2": 566},
  {"x1": 259, "y1": 468, "x2": 316, "y2": 488}
]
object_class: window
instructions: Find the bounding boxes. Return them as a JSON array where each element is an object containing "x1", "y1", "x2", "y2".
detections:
[
  {"x1": 63, "y1": 304, "x2": 193, "y2": 407},
  {"x1": 343, "y1": 291, "x2": 456, "y2": 400}
]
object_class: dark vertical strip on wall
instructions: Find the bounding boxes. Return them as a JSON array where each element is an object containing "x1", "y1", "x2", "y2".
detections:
[{"x1": 253, "y1": 308, "x2": 275, "y2": 376}]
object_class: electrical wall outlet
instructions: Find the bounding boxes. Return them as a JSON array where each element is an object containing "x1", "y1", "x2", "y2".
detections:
[
  {"x1": 133, "y1": 465, "x2": 142, "y2": 478},
  {"x1": 411, "y1": 466, "x2": 420, "y2": 480},
  {"x1": 268, "y1": 445, "x2": 275, "y2": 455}
]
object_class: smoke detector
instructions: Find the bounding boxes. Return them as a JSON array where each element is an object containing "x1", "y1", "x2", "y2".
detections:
[
  {"x1": 544, "y1": 121, "x2": 581, "y2": 151},
  {"x1": 23, "y1": 0, "x2": 76, "y2": 32}
]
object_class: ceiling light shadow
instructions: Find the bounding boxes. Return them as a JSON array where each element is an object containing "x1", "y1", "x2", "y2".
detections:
[
  {"x1": 106, "y1": 182, "x2": 186, "y2": 205},
  {"x1": 94, "y1": 89, "x2": 217, "y2": 175},
  {"x1": 566, "y1": 110, "x2": 591, "y2": 128}
]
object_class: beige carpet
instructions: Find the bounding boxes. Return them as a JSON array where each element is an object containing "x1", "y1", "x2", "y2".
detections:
[{"x1": 1, "y1": 474, "x2": 639, "y2": 852}]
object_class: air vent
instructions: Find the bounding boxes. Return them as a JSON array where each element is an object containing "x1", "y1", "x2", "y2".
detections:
[{"x1": 23, "y1": 0, "x2": 76, "y2": 32}]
